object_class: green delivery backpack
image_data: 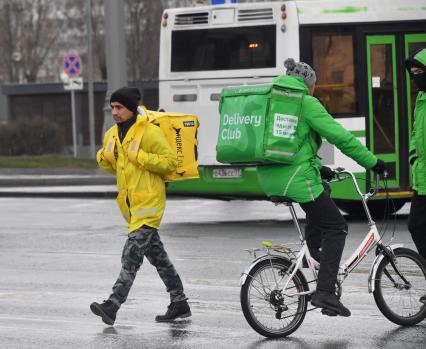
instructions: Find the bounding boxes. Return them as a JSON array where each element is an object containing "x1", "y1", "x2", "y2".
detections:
[{"x1": 216, "y1": 81, "x2": 307, "y2": 164}]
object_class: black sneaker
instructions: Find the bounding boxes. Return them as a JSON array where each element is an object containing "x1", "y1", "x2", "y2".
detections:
[
  {"x1": 155, "y1": 300, "x2": 191, "y2": 322},
  {"x1": 311, "y1": 291, "x2": 351, "y2": 317},
  {"x1": 420, "y1": 295, "x2": 426, "y2": 304},
  {"x1": 90, "y1": 300, "x2": 119, "y2": 325}
]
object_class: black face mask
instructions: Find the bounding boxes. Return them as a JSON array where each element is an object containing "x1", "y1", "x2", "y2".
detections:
[{"x1": 412, "y1": 72, "x2": 426, "y2": 91}]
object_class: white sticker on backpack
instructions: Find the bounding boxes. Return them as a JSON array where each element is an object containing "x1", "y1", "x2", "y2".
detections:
[{"x1": 273, "y1": 113, "x2": 298, "y2": 139}]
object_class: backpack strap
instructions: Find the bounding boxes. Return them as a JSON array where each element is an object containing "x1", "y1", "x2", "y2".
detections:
[
  {"x1": 128, "y1": 107, "x2": 149, "y2": 165},
  {"x1": 103, "y1": 129, "x2": 117, "y2": 167}
]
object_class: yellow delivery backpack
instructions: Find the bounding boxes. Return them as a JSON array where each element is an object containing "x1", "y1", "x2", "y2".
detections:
[{"x1": 128, "y1": 105, "x2": 199, "y2": 182}]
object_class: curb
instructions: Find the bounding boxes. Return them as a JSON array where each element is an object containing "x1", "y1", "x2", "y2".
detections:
[
  {"x1": 0, "y1": 190, "x2": 117, "y2": 198},
  {"x1": 0, "y1": 170, "x2": 116, "y2": 197},
  {"x1": 0, "y1": 175, "x2": 115, "y2": 187}
]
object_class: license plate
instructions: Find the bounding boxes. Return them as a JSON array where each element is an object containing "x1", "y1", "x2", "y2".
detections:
[{"x1": 212, "y1": 168, "x2": 243, "y2": 179}]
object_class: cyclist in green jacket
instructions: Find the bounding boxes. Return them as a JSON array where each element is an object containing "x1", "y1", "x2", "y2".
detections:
[
  {"x1": 406, "y1": 49, "x2": 426, "y2": 283},
  {"x1": 257, "y1": 58, "x2": 385, "y2": 317}
]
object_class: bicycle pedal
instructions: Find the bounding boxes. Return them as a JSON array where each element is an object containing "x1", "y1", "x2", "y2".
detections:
[{"x1": 321, "y1": 308, "x2": 338, "y2": 317}]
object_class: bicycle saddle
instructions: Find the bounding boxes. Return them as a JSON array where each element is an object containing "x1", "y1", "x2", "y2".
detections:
[{"x1": 269, "y1": 196, "x2": 294, "y2": 204}]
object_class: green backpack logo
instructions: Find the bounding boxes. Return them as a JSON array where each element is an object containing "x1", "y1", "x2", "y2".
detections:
[{"x1": 216, "y1": 84, "x2": 305, "y2": 164}]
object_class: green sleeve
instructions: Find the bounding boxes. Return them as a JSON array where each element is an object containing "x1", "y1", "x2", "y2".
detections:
[{"x1": 303, "y1": 96, "x2": 377, "y2": 169}]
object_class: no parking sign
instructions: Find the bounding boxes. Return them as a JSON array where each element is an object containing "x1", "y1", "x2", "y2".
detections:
[
  {"x1": 63, "y1": 52, "x2": 83, "y2": 78},
  {"x1": 63, "y1": 52, "x2": 83, "y2": 158}
]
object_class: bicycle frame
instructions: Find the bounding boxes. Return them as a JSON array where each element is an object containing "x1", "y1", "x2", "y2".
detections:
[
  {"x1": 242, "y1": 169, "x2": 404, "y2": 298},
  {"x1": 240, "y1": 169, "x2": 426, "y2": 336},
  {"x1": 275, "y1": 170, "x2": 382, "y2": 296}
]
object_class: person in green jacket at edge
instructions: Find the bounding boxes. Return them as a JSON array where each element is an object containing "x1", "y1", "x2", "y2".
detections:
[
  {"x1": 257, "y1": 58, "x2": 386, "y2": 317},
  {"x1": 405, "y1": 48, "x2": 426, "y2": 304}
]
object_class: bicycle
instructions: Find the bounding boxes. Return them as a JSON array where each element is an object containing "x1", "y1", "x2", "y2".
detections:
[{"x1": 240, "y1": 168, "x2": 426, "y2": 338}]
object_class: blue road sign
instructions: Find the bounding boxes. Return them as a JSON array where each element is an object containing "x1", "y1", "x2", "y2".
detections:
[{"x1": 63, "y1": 53, "x2": 82, "y2": 78}]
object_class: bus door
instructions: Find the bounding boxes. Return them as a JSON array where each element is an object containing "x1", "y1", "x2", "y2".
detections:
[
  {"x1": 366, "y1": 35, "x2": 400, "y2": 189},
  {"x1": 366, "y1": 33, "x2": 426, "y2": 191}
]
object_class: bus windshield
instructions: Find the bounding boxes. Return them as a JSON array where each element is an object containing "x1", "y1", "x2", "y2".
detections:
[{"x1": 171, "y1": 25, "x2": 276, "y2": 72}]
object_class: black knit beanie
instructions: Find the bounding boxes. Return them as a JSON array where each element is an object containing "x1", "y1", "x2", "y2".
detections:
[{"x1": 110, "y1": 87, "x2": 141, "y2": 114}]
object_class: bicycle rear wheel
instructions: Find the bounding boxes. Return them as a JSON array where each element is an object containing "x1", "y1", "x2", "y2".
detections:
[
  {"x1": 373, "y1": 247, "x2": 426, "y2": 325},
  {"x1": 240, "y1": 257, "x2": 308, "y2": 338}
]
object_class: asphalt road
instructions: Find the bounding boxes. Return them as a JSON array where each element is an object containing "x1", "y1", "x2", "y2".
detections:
[{"x1": 0, "y1": 197, "x2": 424, "y2": 349}]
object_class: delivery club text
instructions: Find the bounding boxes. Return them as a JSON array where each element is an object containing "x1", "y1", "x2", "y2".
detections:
[{"x1": 220, "y1": 113, "x2": 261, "y2": 140}]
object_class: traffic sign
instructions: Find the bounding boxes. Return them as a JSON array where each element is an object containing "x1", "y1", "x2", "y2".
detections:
[
  {"x1": 64, "y1": 77, "x2": 83, "y2": 90},
  {"x1": 63, "y1": 52, "x2": 83, "y2": 78}
]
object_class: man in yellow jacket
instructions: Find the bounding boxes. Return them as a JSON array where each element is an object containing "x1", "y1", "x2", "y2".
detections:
[{"x1": 90, "y1": 87, "x2": 191, "y2": 325}]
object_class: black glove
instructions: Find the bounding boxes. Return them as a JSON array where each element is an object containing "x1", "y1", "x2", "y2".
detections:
[
  {"x1": 409, "y1": 149, "x2": 418, "y2": 165},
  {"x1": 410, "y1": 156, "x2": 418, "y2": 166},
  {"x1": 371, "y1": 159, "x2": 386, "y2": 175},
  {"x1": 320, "y1": 166, "x2": 336, "y2": 182}
]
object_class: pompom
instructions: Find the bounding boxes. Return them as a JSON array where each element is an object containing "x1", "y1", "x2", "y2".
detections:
[{"x1": 284, "y1": 58, "x2": 296, "y2": 71}]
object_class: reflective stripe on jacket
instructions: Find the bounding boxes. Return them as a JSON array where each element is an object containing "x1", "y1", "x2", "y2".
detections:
[
  {"x1": 257, "y1": 76, "x2": 377, "y2": 203},
  {"x1": 97, "y1": 115, "x2": 177, "y2": 232}
]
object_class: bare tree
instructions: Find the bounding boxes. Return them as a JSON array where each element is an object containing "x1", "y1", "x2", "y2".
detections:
[
  {"x1": 58, "y1": 0, "x2": 106, "y2": 82},
  {"x1": 0, "y1": 0, "x2": 246, "y2": 84},
  {"x1": 124, "y1": 0, "x2": 198, "y2": 81},
  {"x1": 91, "y1": 0, "x2": 106, "y2": 80},
  {"x1": 125, "y1": 0, "x2": 163, "y2": 80},
  {"x1": 0, "y1": 0, "x2": 65, "y2": 83},
  {"x1": 0, "y1": 1, "x2": 24, "y2": 82}
]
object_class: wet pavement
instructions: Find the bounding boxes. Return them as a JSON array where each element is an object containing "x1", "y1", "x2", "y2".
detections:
[{"x1": 0, "y1": 197, "x2": 424, "y2": 348}]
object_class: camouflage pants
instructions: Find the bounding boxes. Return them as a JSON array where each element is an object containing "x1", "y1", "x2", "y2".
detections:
[{"x1": 109, "y1": 225, "x2": 186, "y2": 306}]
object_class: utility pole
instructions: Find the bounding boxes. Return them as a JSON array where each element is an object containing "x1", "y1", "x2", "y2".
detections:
[
  {"x1": 103, "y1": 0, "x2": 128, "y2": 133},
  {"x1": 87, "y1": 0, "x2": 96, "y2": 158}
]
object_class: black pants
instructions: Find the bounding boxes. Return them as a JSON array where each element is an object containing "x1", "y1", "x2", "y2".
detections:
[
  {"x1": 300, "y1": 189, "x2": 348, "y2": 293},
  {"x1": 408, "y1": 192, "x2": 426, "y2": 260}
]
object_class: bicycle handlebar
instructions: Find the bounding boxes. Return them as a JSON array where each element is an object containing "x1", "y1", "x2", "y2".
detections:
[{"x1": 333, "y1": 167, "x2": 382, "y2": 201}]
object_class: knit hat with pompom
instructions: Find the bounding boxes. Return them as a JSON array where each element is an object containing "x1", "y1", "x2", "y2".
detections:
[{"x1": 284, "y1": 58, "x2": 317, "y2": 87}]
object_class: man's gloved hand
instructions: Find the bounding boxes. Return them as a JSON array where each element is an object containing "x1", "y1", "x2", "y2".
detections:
[
  {"x1": 371, "y1": 159, "x2": 387, "y2": 175},
  {"x1": 320, "y1": 166, "x2": 336, "y2": 182}
]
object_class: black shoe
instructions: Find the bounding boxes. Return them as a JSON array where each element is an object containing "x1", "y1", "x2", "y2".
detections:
[
  {"x1": 155, "y1": 300, "x2": 191, "y2": 322},
  {"x1": 311, "y1": 291, "x2": 351, "y2": 317},
  {"x1": 90, "y1": 300, "x2": 119, "y2": 325},
  {"x1": 420, "y1": 295, "x2": 426, "y2": 304}
]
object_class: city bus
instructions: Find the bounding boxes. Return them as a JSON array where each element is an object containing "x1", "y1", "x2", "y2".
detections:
[{"x1": 158, "y1": 0, "x2": 426, "y2": 215}]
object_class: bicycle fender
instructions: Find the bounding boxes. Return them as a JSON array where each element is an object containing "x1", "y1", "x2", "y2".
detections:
[
  {"x1": 368, "y1": 244, "x2": 404, "y2": 293},
  {"x1": 240, "y1": 254, "x2": 290, "y2": 286}
]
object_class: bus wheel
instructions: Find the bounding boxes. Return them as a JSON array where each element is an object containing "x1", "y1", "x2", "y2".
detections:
[{"x1": 335, "y1": 198, "x2": 409, "y2": 218}]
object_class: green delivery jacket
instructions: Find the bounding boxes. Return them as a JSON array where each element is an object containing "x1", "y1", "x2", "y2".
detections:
[
  {"x1": 410, "y1": 92, "x2": 426, "y2": 195},
  {"x1": 257, "y1": 76, "x2": 378, "y2": 203},
  {"x1": 409, "y1": 50, "x2": 426, "y2": 195}
]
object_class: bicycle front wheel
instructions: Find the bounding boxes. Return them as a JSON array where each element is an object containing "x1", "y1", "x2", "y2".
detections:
[
  {"x1": 240, "y1": 257, "x2": 308, "y2": 338},
  {"x1": 373, "y1": 247, "x2": 426, "y2": 325}
]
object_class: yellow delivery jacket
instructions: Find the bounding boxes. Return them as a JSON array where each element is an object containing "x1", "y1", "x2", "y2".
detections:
[{"x1": 97, "y1": 115, "x2": 177, "y2": 232}]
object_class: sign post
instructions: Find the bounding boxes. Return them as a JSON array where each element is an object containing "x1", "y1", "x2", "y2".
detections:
[{"x1": 63, "y1": 52, "x2": 83, "y2": 157}]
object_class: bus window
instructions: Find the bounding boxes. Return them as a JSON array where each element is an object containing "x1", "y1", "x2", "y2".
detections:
[
  {"x1": 311, "y1": 31, "x2": 357, "y2": 115},
  {"x1": 173, "y1": 94, "x2": 197, "y2": 102},
  {"x1": 370, "y1": 43, "x2": 396, "y2": 155},
  {"x1": 171, "y1": 25, "x2": 276, "y2": 72}
]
